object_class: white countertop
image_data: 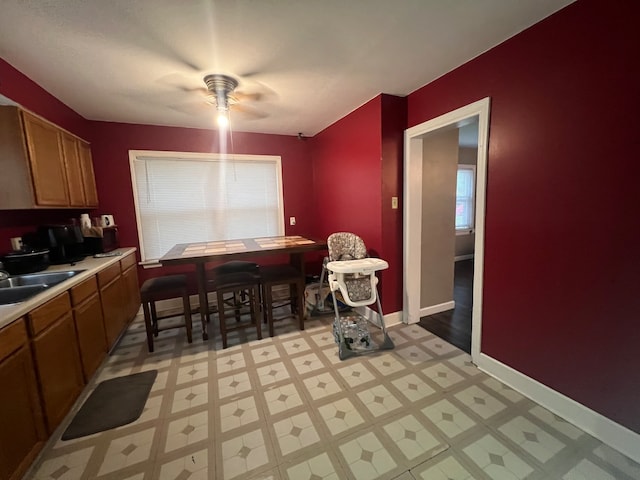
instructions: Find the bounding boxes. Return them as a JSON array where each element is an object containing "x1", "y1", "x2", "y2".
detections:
[{"x1": 0, "y1": 247, "x2": 137, "y2": 329}]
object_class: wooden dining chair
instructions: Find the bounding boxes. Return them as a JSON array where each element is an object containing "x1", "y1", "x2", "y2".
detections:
[
  {"x1": 140, "y1": 274, "x2": 193, "y2": 352},
  {"x1": 208, "y1": 261, "x2": 262, "y2": 348}
]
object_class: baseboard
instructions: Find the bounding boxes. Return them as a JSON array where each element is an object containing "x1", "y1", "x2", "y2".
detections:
[
  {"x1": 355, "y1": 306, "x2": 403, "y2": 328},
  {"x1": 419, "y1": 300, "x2": 455, "y2": 317},
  {"x1": 477, "y1": 353, "x2": 640, "y2": 464},
  {"x1": 150, "y1": 295, "x2": 201, "y2": 314},
  {"x1": 455, "y1": 254, "x2": 474, "y2": 262}
]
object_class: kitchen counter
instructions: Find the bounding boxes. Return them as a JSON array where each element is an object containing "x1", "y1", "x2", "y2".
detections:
[{"x1": 0, "y1": 247, "x2": 136, "y2": 329}]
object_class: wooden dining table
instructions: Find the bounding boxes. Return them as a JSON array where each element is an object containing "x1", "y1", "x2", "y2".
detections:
[{"x1": 158, "y1": 235, "x2": 327, "y2": 339}]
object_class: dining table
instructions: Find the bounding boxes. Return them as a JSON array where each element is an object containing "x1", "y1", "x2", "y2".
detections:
[{"x1": 158, "y1": 235, "x2": 327, "y2": 339}]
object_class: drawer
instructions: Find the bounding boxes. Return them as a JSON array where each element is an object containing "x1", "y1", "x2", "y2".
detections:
[
  {"x1": 120, "y1": 252, "x2": 137, "y2": 272},
  {"x1": 0, "y1": 318, "x2": 28, "y2": 362},
  {"x1": 70, "y1": 275, "x2": 98, "y2": 306},
  {"x1": 97, "y1": 262, "x2": 121, "y2": 287},
  {"x1": 28, "y1": 292, "x2": 71, "y2": 336}
]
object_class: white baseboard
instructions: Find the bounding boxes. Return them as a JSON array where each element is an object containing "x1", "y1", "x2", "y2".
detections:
[
  {"x1": 355, "y1": 306, "x2": 403, "y2": 328},
  {"x1": 383, "y1": 311, "x2": 403, "y2": 327},
  {"x1": 477, "y1": 353, "x2": 640, "y2": 464},
  {"x1": 149, "y1": 295, "x2": 201, "y2": 314},
  {"x1": 455, "y1": 254, "x2": 474, "y2": 261},
  {"x1": 419, "y1": 300, "x2": 455, "y2": 317}
]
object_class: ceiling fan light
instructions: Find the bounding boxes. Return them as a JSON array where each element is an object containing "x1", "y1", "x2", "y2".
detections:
[{"x1": 217, "y1": 110, "x2": 229, "y2": 128}]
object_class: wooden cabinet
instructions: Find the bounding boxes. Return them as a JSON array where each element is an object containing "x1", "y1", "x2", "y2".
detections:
[
  {"x1": 121, "y1": 253, "x2": 141, "y2": 322},
  {"x1": 78, "y1": 140, "x2": 99, "y2": 207},
  {"x1": 0, "y1": 106, "x2": 99, "y2": 209},
  {"x1": 29, "y1": 293, "x2": 84, "y2": 433},
  {"x1": 0, "y1": 319, "x2": 46, "y2": 480},
  {"x1": 60, "y1": 131, "x2": 85, "y2": 207},
  {"x1": 99, "y1": 262, "x2": 125, "y2": 348},
  {"x1": 71, "y1": 276, "x2": 108, "y2": 381},
  {"x1": 98, "y1": 252, "x2": 140, "y2": 349},
  {"x1": 0, "y1": 250, "x2": 139, "y2": 479},
  {"x1": 22, "y1": 111, "x2": 69, "y2": 206}
]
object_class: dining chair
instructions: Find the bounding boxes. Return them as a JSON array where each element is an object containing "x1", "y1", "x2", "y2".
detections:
[
  {"x1": 208, "y1": 261, "x2": 262, "y2": 348},
  {"x1": 140, "y1": 274, "x2": 193, "y2": 352},
  {"x1": 260, "y1": 263, "x2": 305, "y2": 337}
]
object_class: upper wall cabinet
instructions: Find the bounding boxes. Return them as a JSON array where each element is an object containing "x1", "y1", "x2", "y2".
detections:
[{"x1": 0, "y1": 106, "x2": 99, "y2": 209}]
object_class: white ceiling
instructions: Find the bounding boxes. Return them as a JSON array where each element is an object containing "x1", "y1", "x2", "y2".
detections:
[{"x1": 0, "y1": 0, "x2": 573, "y2": 137}]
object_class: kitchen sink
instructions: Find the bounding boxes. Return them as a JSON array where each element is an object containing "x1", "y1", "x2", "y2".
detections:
[
  {"x1": 0, "y1": 270, "x2": 85, "y2": 305},
  {"x1": 0, "y1": 285, "x2": 50, "y2": 305}
]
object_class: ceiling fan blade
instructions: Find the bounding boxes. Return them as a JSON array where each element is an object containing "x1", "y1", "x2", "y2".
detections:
[
  {"x1": 234, "y1": 80, "x2": 278, "y2": 103},
  {"x1": 157, "y1": 73, "x2": 209, "y2": 93},
  {"x1": 231, "y1": 103, "x2": 269, "y2": 120},
  {"x1": 169, "y1": 101, "x2": 210, "y2": 115}
]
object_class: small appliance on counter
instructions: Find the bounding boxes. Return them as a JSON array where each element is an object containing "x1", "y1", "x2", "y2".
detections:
[
  {"x1": 0, "y1": 248, "x2": 50, "y2": 275},
  {"x1": 82, "y1": 225, "x2": 120, "y2": 255},
  {"x1": 37, "y1": 224, "x2": 86, "y2": 264}
]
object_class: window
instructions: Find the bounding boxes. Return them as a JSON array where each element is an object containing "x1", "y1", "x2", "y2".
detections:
[
  {"x1": 455, "y1": 165, "x2": 475, "y2": 231},
  {"x1": 130, "y1": 151, "x2": 284, "y2": 263}
]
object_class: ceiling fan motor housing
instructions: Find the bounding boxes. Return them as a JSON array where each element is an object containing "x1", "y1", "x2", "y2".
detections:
[{"x1": 204, "y1": 74, "x2": 238, "y2": 111}]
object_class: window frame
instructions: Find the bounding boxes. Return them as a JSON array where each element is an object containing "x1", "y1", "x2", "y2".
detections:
[
  {"x1": 455, "y1": 164, "x2": 476, "y2": 234},
  {"x1": 129, "y1": 150, "x2": 285, "y2": 265}
]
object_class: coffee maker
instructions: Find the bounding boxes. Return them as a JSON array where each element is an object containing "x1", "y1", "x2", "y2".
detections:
[{"x1": 38, "y1": 225, "x2": 86, "y2": 264}]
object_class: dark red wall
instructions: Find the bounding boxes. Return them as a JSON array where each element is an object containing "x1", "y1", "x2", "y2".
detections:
[
  {"x1": 408, "y1": 0, "x2": 640, "y2": 433},
  {"x1": 380, "y1": 95, "x2": 407, "y2": 314},
  {"x1": 0, "y1": 58, "x2": 90, "y2": 139},
  {"x1": 311, "y1": 97, "x2": 383, "y2": 245},
  {"x1": 310, "y1": 95, "x2": 406, "y2": 313},
  {"x1": 89, "y1": 121, "x2": 319, "y2": 284}
]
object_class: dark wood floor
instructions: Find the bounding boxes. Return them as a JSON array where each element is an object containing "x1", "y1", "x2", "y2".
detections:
[{"x1": 418, "y1": 259, "x2": 473, "y2": 353}]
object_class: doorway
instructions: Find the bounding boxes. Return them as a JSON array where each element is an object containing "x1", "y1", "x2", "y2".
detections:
[{"x1": 403, "y1": 98, "x2": 490, "y2": 362}]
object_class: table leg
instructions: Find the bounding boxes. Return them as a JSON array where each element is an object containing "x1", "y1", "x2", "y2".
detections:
[
  {"x1": 196, "y1": 264, "x2": 209, "y2": 340},
  {"x1": 290, "y1": 253, "x2": 305, "y2": 326}
]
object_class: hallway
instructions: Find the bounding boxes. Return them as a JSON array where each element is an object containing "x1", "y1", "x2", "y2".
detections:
[{"x1": 418, "y1": 259, "x2": 473, "y2": 353}]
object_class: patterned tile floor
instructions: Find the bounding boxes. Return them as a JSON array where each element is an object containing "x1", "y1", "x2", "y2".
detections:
[{"x1": 24, "y1": 311, "x2": 640, "y2": 480}]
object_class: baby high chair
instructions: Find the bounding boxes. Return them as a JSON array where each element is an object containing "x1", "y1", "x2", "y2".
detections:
[{"x1": 325, "y1": 232, "x2": 394, "y2": 360}]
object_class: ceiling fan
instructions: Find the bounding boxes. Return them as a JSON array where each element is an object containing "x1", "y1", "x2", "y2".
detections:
[{"x1": 199, "y1": 73, "x2": 268, "y2": 128}]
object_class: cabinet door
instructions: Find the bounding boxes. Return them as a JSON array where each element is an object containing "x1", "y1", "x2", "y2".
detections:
[
  {"x1": 31, "y1": 313, "x2": 84, "y2": 433},
  {"x1": 60, "y1": 132, "x2": 85, "y2": 207},
  {"x1": 74, "y1": 293, "x2": 108, "y2": 381},
  {"x1": 78, "y1": 140, "x2": 99, "y2": 207},
  {"x1": 122, "y1": 265, "x2": 141, "y2": 323},
  {"x1": 101, "y1": 276, "x2": 125, "y2": 348},
  {"x1": 21, "y1": 111, "x2": 69, "y2": 207},
  {"x1": 0, "y1": 347, "x2": 46, "y2": 480}
]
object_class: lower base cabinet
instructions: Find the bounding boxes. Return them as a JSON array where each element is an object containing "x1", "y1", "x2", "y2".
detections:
[
  {"x1": 74, "y1": 292, "x2": 108, "y2": 381},
  {"x1": 0, "y1": 250, "x2": 140, "y2": 480},
  {"x1": 100, "y1": 275, "x2": 125, "y2": 348},
  {"x1": 71, "y1": 276, "x2": 108, "y2": 381},
  {"x1": 0, "y1": 320, "x2": 46, "y2": 480},
  {"x1": 99, "y1": 252, "x2": 140, "y2": 349},
  {"x1": 31, "y1": 312, "x2": 84, "y2": 433}
]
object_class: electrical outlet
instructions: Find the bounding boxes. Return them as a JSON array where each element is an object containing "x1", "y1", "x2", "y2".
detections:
[
  {"x1": 391, "y1": 197, "x2": 398, "y2": 209},
  {"x1": 289, "y1": 216, "x2": 296, "y2": 226}
]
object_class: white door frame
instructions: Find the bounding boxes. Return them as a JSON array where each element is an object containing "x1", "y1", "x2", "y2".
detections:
[{"x1": 403, "y1": 97, "x2": 490, "y2": 362}]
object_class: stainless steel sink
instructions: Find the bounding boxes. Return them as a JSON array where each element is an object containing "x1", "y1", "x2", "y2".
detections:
[
  {"x1": 0, "y1": 270, "x2": 85, "y2": 305},
  {"x1": 0, "y1": 285, "x2": 50, "y2": 305}
]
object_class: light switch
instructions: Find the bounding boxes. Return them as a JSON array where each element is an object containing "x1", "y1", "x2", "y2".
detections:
[
  {"x1": 289, "y1": 216, "x2": 296, "y2": 226},
  {"x1": 391, "y1": 197, "x2": 398, "y2": 209}
]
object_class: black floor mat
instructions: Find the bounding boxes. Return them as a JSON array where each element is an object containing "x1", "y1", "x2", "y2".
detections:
[{"x1": 61, "y1": 370, "x2": 158, "y2": 440}]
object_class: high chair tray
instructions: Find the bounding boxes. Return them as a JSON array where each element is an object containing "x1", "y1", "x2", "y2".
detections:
[{"x1": 326, "y1": 258, "x2": 389, "y2": 273}]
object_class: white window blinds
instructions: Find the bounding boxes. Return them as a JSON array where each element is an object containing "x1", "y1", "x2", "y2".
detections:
[
  {"x1": 130, "y1": 151, "x2": 284, "y2": 262},
  {"x1": 455, "y1": 166, "x2": 475, "y2": 231}
]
